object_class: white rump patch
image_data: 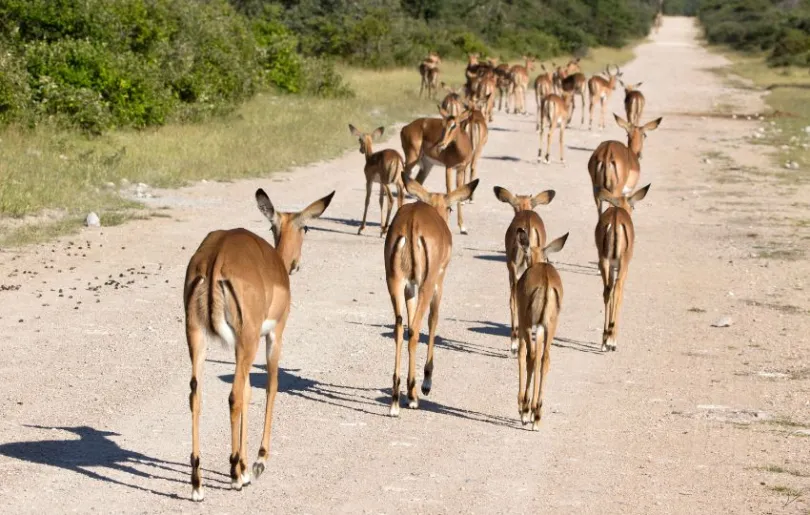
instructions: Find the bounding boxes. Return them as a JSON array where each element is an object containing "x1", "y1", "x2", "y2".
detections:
[
  {"x1": 621, "y1": 186, "x2": 632, "y2": 195},
  {"x1": 397, "y1": 237, "x2": 407, "y2": 251},
  {"x1": 214, "y1": 319, "x2": 236, "y2": 350}
]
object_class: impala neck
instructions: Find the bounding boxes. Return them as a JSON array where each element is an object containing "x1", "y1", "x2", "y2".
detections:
[{"x1": 275, "y1": 235, "x2": 299, "y2": 275}]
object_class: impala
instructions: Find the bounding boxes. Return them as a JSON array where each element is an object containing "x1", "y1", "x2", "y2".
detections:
[
  {"x1": 440, "y1": 82, "x2": 464, "y2": 117},
  {"x1": 475, "y1": 69, "x2": 497, "y2": 122},
  {"x1": 553, "y1": 58, "x2": 581, "y2": 93},
  {"x1": 183, "y1": 188, "x2": 334, "y2": 501},
  {"x1": 493, "y1": 186, "x2": 556, "y2": 355},
  {"x1": 588, "y1": 64, "x2": 623, "y2": 130},
  {"x1": 534, "y1": 64, "x2": 554, "y2": 130},
  {"x1": 560, "y1": 70, "x2": 588, "y2": 126},
  {"x1": 400, "y1": 107, "x2": 475, "y2": 234},
  {"x1": 460, "y1": 101, "x2": 489, "y2": 202},
  {"x1": 621, "y1": 81, "x2": 646, "y2": 125},
  {"x1": 385, "y1": 174, "x2": 479, "y2": 416},
  {"x1": 494, "y1": 62, "x2": 513, "y2": 113},
  {"x1": 514, "y1": 227, "x2": 568, "y2": 429},
  {"x1": 509, "y1": 56, "x2": 535, "y2": 115},
  {"x1": 349, "y1": 124, "x2": 405, "y2": 237},
  {"x1": 586, "y1": 114, "x2": 662, "y2": 215},
  {"x1": 419, "y1": 52, "x2": 441, "y2": 99},
  {"x1": 595, "y1": 184, "x2": 651, "y2": 351},
  {"x1": 538, "y1": 91, "x2": 574, "y2": 164}
]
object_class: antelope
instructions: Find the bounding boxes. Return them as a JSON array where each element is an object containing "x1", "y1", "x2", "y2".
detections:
[
  {"x1": 560, "y1": 70, "x2": 588, "y2": 126},
  {"x1": 509, "y1": 56, "x2": 535, "y2": 115},
  {"x1": 621, "y1": 81, "x2": 646, "y2": 126},
  {"x1": 538, "y1": 91, "x2": 574, "y2": 164},
  {"x1": 588, "y1": 64, "x2": 623, "y2": 130},
  {"x1": 460, "y1": 100, "x2": 490, "y2": 201},
  {"x1": 419, "y1": 52, "x2": 441, "y2": 99},
  {"x1": 183, "y1": 188, "x2": 334, "y2": 502},
  {"x1": 400, "y1": 106, "x2": 475, "y2": 234},
  {"x1": 494, "y1": 62, "x2": 513, "y2": 113},
  {"x1": 464, "y1": 54, "x2": 486, "y2": 99},
  {"x1": 553, "y1": 58, "x2": 580, "y2": 93},
  {"x1": 385, "y1": 173, "x2": 479, "y2": 416},
  {"x1": 348, "y1": 124, "x2": 405, "y2": 237},
  {"x1": 475, "y1": 69, "x2": 497, "y2": 122},
  {"x1": 586, "y1": 114, "x2": 662, "y2": 215},
  {"x1": 595, "y1": 184, "x2": 651, "y2": 352},
  {"x1": 493, "y1": 186, "x2": 556, "y2": 355},
  {"x1": 513, "y1": 227, "x2": 568, "y2": 429},
  {"x1": 440, "y1": 83, "x2": 464, "y2": 117},
  {"x1": 654, "y1": 11, "x2": 663, "y2": 34},
  {"x1": 534, "y1": 64, "x2": 554, "y2": 130}
]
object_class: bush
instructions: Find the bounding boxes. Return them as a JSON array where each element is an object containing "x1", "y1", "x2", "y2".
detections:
[{"x1": 0, "y1": 45, "x2": 31, "y2": 124}]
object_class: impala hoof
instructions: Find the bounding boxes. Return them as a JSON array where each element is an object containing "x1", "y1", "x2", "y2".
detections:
[
  {"x1": 520, "y1": 410, "x2": 531, "y2": 425},
  {"x1": 510, "y1": 341, "x2": 518, "y2": 356},
  {"x1": 389, "y1": 402, "x2": 400, "y2": 417},
  {"x1": 252, "y1": 460, "x2": 266, "y2": 479},
  {"x1": 191, "y1": 487, "x2": 205, "y2": 502},
  {"x1": 241, "y1": 471, "x2": 251, "y2": 486},
  {"x1": 531, "y1": 420, "x2": 541, "y2": 431},
  {"x1": 421, "y1": 377, "x2": 432, "y2": 396},
  {"x1": 460, "y1": 226, "x2": 468, "y2": 235},
  {"x1": 231, "y1": 478, "x2": 242, "y2": 491},
  {"x1": 408, "y1": 398, "x2": 419, "y2": 409},
  {"x1": 357, "y1": 227, "x2": 364, "y2": 235}
]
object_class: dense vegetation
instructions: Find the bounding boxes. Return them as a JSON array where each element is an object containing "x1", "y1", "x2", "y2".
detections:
[
  {"x1": 694, "y1": 0, "x2": 810, "y2": 67},
  {"x1": 0, "y1": 0, "x2": 656, "y2": 134}
]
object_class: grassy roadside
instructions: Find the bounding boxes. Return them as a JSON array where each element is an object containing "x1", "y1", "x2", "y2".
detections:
[
  {"x1": 0, "y1": 45, "x2": 638, "y2": 247},
  {"x1": 707, "y1": 47, "x2": 810, "y2": 182}
]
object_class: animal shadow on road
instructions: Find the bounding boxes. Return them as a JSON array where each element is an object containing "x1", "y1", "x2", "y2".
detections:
[
  {"x1": 482, "y1": 155, "x2": 521, "y2": 162},
  {"x1": 566, "y1": 145, "x2": 596, "y2": 153},
  {"x1": 213, "y1": 360, "x2": 389, "y2": 419},
  {"x1": 349, "y1": 321, "x2": 507, "y2": 360},
  {"x1": 488, "y1": 126, "x2": 519, "y2": 133},
  {"x1": 0, "y1": 425, "x2": 230, "y2": 499},
  {"x1": 550, "y1": 260, "x2": 600, "y2": 277},
  {"x1": 372, "y1": 393, "x2": 519, "y2": 430},
  {"x1": 461, "y1": 320, "x2": 603, "y2": 355}
]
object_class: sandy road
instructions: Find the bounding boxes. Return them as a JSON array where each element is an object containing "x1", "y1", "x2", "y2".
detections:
[{"x1": 1, "y1": 17, "x2": 809, "y2": 514}]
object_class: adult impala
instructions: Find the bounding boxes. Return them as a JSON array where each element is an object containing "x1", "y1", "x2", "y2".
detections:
[
  {"x1": 493, "y1": 186, "x2": 556, "y2": 355},
  {"x1": 183, "y1": 188, "x2": 334, "y2": 501},
  {"x1": 587, "y1": 113, "x2": 662, "y2": 215},
  {"x1": 400, "y1": 107, "x2": 476, "y2": 234},
  {"x1": 538, "y1": 91, "x2": 574, "y2": 164},
  {"x1": 621, "y1": 81, "x2": 646, "y2": 125},
  {"x1": 514, "y1": 227, "x2": 569, "y2": 429},
  {"x1": 440, "y1": 82, "x2": 464, "y2": 117},
  {"x1": 588, "y1": 64, "x2": 623, "y2": 130},
  {"x1": 349, "y1": 124, "x2": 404, "y2": 237},
  {"x1": 534, "y1": 64, "x2": 554, "y2": 130},
  {"x1": 419, "y1": 52, "x2": 441, "y2": 99},
  {"x1": 385, "y1": 174, "x2": 479, "y2": 416},
  {"x1": 509, "y1": 56, "x2": 535, "y2": 115},
  {"x1": 595, "y1": 184, "x2": 651, "y2": 351}
]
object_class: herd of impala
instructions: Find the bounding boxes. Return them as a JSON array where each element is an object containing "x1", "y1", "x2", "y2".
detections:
[{"x1": 180, "y1": 49, "x2": 664, "y2": 502}]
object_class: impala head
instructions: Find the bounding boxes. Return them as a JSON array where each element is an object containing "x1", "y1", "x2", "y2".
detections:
[
  {"x1": 620, "y1": 80, "x2": 643, "y2": 93},
  {"x1": 516, "y1": 228, "x2": 569, "y2": 268},
  {"x1": 613, "y1": 113, "x2": 662, "y2": 160},
  {"x1": 255, "y1": 189, "x2": 335, "y2": 275},
  {"x1": 597, "y1": 184, "x2": 651, "y2": 213},
  {"x1": 493, "y1": 186, "x2": 556, "y2": 214},
  {"x1": 437, "y1": 106, "x2": 471, "y2": 151},
  {"x1": 606, "y1": 64, "x2": 622, "y2": 86},
  {"x1": 401, "y1": 173, "x2": 479, "y2": 222},
  {"x1": 468, "y1": 53, "x2": 479, "y2": 65},
  {"x1": 348, "y1": 124, "x2": 383, "y2": 156},
  {"x1": 565, "y1": 58, "x2": 581, "y2": 75},
  {"x1": 488, "y1": 57, "x2": 500, "y2": 67},
  {"x1": 427, "y1": 51, "x2": 441, "y2": 64}
]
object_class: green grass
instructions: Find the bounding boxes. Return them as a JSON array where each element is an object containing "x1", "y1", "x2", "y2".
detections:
[{"x1": 0, "y1": 44, "x2": 638, "y2": 246}]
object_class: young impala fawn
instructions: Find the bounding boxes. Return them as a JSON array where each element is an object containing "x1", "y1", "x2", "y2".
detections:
[
  {"x1": 514, "y1": 227, "x2": 569, "y2": 429},
  {"x1": 385, "y1": 173, "x2": 479, "y2": 416},
  {"x1": 348, "y1": 124, "x2": 404, "y2": 237},
  {"x1": 594, "y1": 184, "x2": 651, "y2": 352},
  {"x1": 183, "y1": 188, "x2": 334, "y2": 501},
  {"x1": 493, "y1": 186, "x2": 556, "y2": 355}
]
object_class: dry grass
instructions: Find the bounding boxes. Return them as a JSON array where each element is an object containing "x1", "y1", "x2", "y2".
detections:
[{"x1": 0, "y1": 45, "x2": 637, "y2": 246}]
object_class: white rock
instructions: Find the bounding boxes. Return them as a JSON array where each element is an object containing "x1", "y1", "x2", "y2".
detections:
[
  {"x1": 85, "y1": 212, "x2": 101, "y2": 228},
  {"x1": 711, "y1": 316, "x2": 732, "y2": 328}
]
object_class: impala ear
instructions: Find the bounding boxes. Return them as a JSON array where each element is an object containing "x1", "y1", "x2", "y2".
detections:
[
  {"x1": 402, "y1": 172, "x2": 432, "y2": 203},
  {"x1": 634, "y1": 82, "x2": 643, "y2": 89},
  {"x1": 642, "y1": 117, "x2": 662, "y2": 132},
  {"x1": 531, "y1": 189, "x2": 556, "y2": 207},
  {"x1": 613, "y1": 113, "x2": 632, "y2": 133},
  {"x1": 628, "y1": 184, "x2": 651, "y2": 207},
  {"x1": 438, "y1": 105, "x2": 450, "y2": 118},
  {"x1": 543, "y1": 232, "x2": 569, "y2": 255},
  {"x1": 295, "y1": 190, "x2": 335, "y2": 225},
  {"x1": 493, "y1": 186, "x2": 518, "y2": 208},
  {"x1": 447, "y1": 178, "x2": 479, "y2": 205},
  {"x1": 256, "y1": 188, "x2": 280, "y2": 227},
  {"x1": 348, "y1": 124, "x2": 361, "y2": 137},
  {"x1": 371, "y1": 126, "x2": 385, "y2": 140}
]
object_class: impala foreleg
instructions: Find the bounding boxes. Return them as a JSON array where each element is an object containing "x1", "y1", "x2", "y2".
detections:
[
  {"x1": 533, "y1": 316, "x2": 557, "y2": 430},
  {"x1": 381, "y1": 184, "x2": 394, "y2": 237},
  {"x1": 187, "y1": 322, "x2": 206, "y2": 502},
  {"x1": 608, "y1": 265, "x2": 629, "y2": 352},
  {"x1": 588, "y1": 95, "x2": 596, "y2": 130},
  {"x1": 508, "y1": 264, "x2": 519, "y2": 355},
  {"x1": 454, "y1": 167, "x2": 468, "y2": 234}
]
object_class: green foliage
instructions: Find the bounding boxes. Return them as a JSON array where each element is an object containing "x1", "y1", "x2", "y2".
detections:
[{"x1": 697, "y1": 0, "x2": 810, "y2": 67}]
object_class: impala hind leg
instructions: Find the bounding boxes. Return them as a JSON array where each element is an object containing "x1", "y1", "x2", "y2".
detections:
[
  {"x1": 599, "y1": 260, "x2": 613, "y2": 352},
  {"x1": 608, "y1": 266, "x2": 628, "y2": 352},
  {"x1": 187, "y1": 323, "x2": 206, "y2": 501},
  {"x1": 228, "y1": 344, "x2": 253, "y2": 491},
  {"x1": 508, "y1": 265, "x2": 519, "y2": 355},
  {"x1": 533, "y1": 316, "x2": 557, "y2": 430},
  {"x1": 517, "y1": 324, "x2": 532, "y2": 424},
  {"x1": 453, "y1": 167, "x2": 468, "y2": 234},
  {"x1": 422, "y1": 279, "x2": 445, "y2": 396},
  {"x1": 380, "y1": 184, "x2": 393, "y2": 237},
  {"x1": 588, "y1": 96, "x2": 596, "y2": 130},
  {"x1": 358, "y1": 180, "x2": 372, "y2": 235},
  {"x1": 579, "y1": 92, "x2": 586, "y2": 125},
  {"x1": 389, "y1": 287, "x2": 407, "y2": 417},
  {"x1": 253, "y1": 316, "x2": 286, "y2": 480},
  {"x1": 407, "y1": 288, "x2": 432, "y2": 409}
]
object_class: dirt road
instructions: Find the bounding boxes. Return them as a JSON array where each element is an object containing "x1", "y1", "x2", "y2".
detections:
[{"x1": 1, "y1": 17, "x2": 808, "y2": 514}]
